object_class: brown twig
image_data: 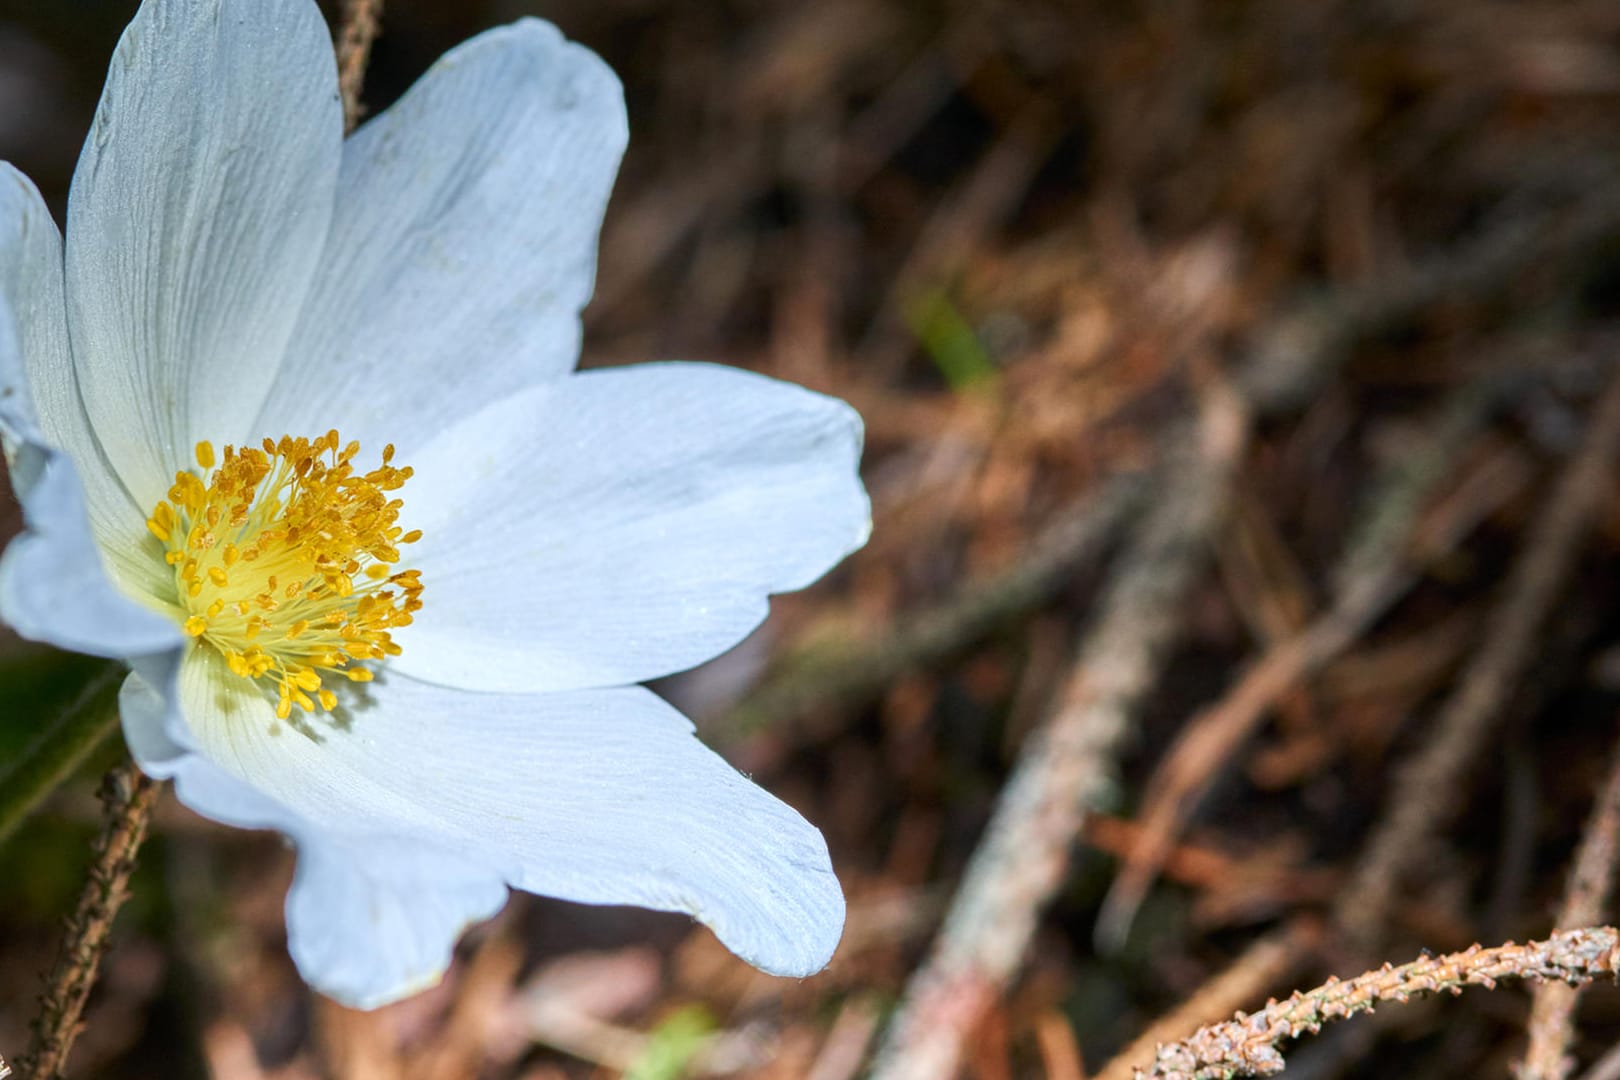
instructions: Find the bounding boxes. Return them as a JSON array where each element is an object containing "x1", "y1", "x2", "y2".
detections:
[
  {"x1": 1093, "y1": 375, "x2": 1507, "y2": 949},
  {"x1": 1138, "y1": 927, "x2": 1620, "y2": 1080},
  {"x1": 17, "y1": 760, "x2": 161, "y2": 1080},
  {"x1": 1518, "y1": 718, "x2": 1620, "y2": 1080},
  {"x1": 1096, "y1": 919, "x2": 1322, "y2": 1080},
  {"x1": 864, "y1": 191, "x2": 1620, "y2": 1075},
  {"x1": 717, "y1": 470, "x2": 1148, "y2": 744},
  {"x1": 1578, "y1": 1041, "x2": 1620, "y2": 1080},
  {"x1": 863, "y1": 221, "x2": 1582, "y2": 1075},
  {"x1": 336, "y1": 0, "x2": 385, "y2": 133},
  {"x1": 1236, "y1": 189, "x2": 1620, "y2": 417},
  {"x1": 1336, "y1": 368, "x2": 1620, "y2": 948},
  {"x1": 868, "y1": 377, "x2": 1249, "y2": 1080},
  {"x1": 728, "y1": 182, "x2": 1620, "y2": 756}
]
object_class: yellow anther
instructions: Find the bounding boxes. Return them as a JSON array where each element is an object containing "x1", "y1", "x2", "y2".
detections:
[{"x1": 144, "y1": 430, "x2": 423, "y2": 716}]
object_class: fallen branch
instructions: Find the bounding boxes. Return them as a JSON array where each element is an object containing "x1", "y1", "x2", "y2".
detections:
[
  {"x1": 856, "y1": 174, "x2": 1620, "y2": 1080},
  {"x1": 1336, "y1": 367, "x2": 1620, "y2": 947},
  {"x1": 1096, "y1": 919, "x2": 1322, "y2": 1080},
  {"x1": 1094, "y1": 374, "x2": 1512, "y2": 949},
  {"x1": 1137, "y1": 927, "x2": 1620, "y2": 1080},
  {"x1": 868, "y1": 377, "x2": 1249, "y2": 1080},
  {"x1": 1518, "y1": 720, "x2": 1620, "y2": 1080}
]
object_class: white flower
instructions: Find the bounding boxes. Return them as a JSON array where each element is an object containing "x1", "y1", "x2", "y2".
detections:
[{"x1": 0, "y1": 0, "x2": 868, "y2": 1008}]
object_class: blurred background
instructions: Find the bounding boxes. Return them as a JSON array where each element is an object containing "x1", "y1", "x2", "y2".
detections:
[{"x1": 6, "y1": 0, "x2": 1620, "y2": 1076}]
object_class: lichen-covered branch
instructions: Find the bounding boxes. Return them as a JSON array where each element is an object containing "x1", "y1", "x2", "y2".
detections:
[
  {"x1": 1096, "y1": 920, "x2": 1321, "y2": 1080},
  {"x1": 1518, "y1": 728, "x2": 1620, "y2": 1080},
  {"x1": 1138, "y1": 927, "x2": 1620, "y2": 1080},
  {"x1": 18, "y1": 761, "x2": 161, "y2": 1080}
]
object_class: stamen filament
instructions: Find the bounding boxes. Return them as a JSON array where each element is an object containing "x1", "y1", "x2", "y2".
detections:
[{"x1": 147, "y1": 432, "x2": 423, "y2": 716}]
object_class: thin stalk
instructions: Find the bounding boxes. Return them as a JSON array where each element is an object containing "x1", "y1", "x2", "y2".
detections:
[{"x1": 0, "y1": 662, "x2": 123, "y2": 848}]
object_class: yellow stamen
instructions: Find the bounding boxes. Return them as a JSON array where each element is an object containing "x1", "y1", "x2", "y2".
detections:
[{"x1": 145, "y1": 432, "x2": 423, "y2": 715}]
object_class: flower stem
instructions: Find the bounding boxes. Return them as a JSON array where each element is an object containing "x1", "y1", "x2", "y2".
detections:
[
  {"x1": 0, "y1": 661, "x2": 123, "y2": 849},
  {"x1": 336, "y1": 0, "x2": 385, "y2": 133},
  {"x1": 17, "y1": 758, "x2": 160, "y2": 1080}
]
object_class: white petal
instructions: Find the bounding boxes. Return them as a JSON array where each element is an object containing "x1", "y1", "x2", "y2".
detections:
[
  {"x1": 120, "y1": 652, "x2": 192, "y2": 774},
  {"x1": 257, "y1": 18, "x2": 626, "y2": 455},
  {"x1": 173, "y1": 649, "x2": 844, "y2": 981},
  {"x1": 0, "y1": 289, "x2": 179, "y2": 657},
  {"x1": 392, "y1": 363, "x2": 870, "y2": 693},
  {"x1": 388, "y1": 678, "x2": 847, "y2": 978},
  {"x1": 0, "y1": 163, "x2": 169, "y2": 599},
  {"x1": 65, "y1": 0, "x2": 341, "y2": 510},
  {"x1": 0, "y1": 164, "x2": 61, "y2": 443},
  {"x1": 284, "y1": 836, "x2": 509, "y2": 1009},
  {"x1": 0, "y1": 438, "x2": 180, "y2": 660},
  {"x1": 137, "y1": 693, "x2": 508, "y2": 1009}
]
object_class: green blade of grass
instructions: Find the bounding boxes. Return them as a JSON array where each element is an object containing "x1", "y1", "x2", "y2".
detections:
[{"x1": 0, "y1": 655, "x2": 125, "y2": 849}]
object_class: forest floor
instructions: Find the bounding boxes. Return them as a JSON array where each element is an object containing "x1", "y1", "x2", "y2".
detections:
[{"x1": 7, "y1": 0, "x2": 1620, "y2": 1077}]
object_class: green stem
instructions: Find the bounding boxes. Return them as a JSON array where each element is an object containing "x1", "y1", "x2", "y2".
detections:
[{"x1": 0, "y1": 661, "x2": 124, "y2": 848}]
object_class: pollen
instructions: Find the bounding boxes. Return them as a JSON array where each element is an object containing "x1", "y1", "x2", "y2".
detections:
[{"x1": 148, "y1": 431, "x2": 424, "y2": 720}]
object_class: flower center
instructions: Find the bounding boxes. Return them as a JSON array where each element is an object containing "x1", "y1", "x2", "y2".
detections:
[{"x1": 145, "y1": 431, "x2": 424, "y2": 720}]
